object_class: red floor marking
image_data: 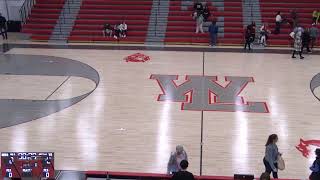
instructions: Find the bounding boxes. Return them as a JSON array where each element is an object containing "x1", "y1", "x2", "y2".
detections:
[
  {"x1": 124, "y1": 53, "x2": 150, "y2": 62},
  {"x1": 296, "y1": 138, "x2": 320, "y2": 158}
]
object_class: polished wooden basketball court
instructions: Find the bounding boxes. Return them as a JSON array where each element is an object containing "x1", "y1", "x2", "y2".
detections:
[{"x1": 1, "y1": 46, "x2": 320, "y2": 179}]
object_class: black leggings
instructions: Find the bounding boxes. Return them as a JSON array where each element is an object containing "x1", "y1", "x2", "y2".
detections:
[
  {"x1": 263, "y1": 158, "x2": 278, "y2": 179},
  {"x1": 0, "y1": 27, "x2": 7, "y2": 39},
  {"x1": 244, "y1": 38, "x2": 253, "y2": 50},
  {"x1": 292, "y1": 50, "x2": 303, "y2": 58}
]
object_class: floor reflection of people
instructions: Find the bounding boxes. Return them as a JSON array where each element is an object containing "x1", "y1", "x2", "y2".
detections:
[{"x1": 167, "y1": 145, "x2": 188, "y2": 174}]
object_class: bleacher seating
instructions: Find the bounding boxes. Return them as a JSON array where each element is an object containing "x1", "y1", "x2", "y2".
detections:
[
  {"x1": 21, "y1": 0, "x2": 320, "y2": 47},
  {"x1": 21, "y1": 0, "x2": 65, "y2": 41},
  {"x1": 165, "y1": 0, "x2": 244, "y2": 45},
  {"x1": 68, "y1": 0, "x2": 152, "y2": 43},
  {"x1": 260, "y1": 0, "x2": 320, "y2": 46}
]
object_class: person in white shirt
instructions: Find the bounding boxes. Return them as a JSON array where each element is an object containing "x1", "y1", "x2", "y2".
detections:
[
  {"x1": 119, "y1": 21, "x2": 128, "y2": 37},
  {"x1": 274, "y1": 11, "x2": 282, "y2": 34},
  {"x1": 259, "y1": 23, "x2": 271, "y2": 46}
]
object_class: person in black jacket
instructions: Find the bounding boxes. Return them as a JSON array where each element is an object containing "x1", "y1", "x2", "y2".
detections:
[
  {"x1": 203, "y1": 4, "x2": 211, "y2": 22},
  {"x1": 193, "y1": 0, "x2": 203, "y2": 14},
  {"x1": 0, "y1": 13, "x2": 8, "y2": 40},
  {"x1": 171, "y1": 160, "x2": 195, "y2": 180},
  {"x1": 310, "y1": 149, "x2": 320, "y2": 180},
  {"x1": 301, "y1": 28, "x2": 312, "y2": 53},
  {"x1": 244, "y1": 22, "x2": 256, "y2": 51}
]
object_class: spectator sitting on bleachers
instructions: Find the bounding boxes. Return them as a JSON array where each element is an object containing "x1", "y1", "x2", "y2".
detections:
[
  {"x1": 312, "y1": 10, "x2": 319, "y2": 25},
  {"x1": 309, "y1": 148, "x2": 320, "y2": 180},
  {"x1": 203, "y1": 4, "x2": 211, "y2": 22},
  {"x1": 274, "y1": 11, "x2": 282, "y2": 34},
  {"x1": 102, "y1": 23, "x2": 113, "y2": 37},
  {"x1": 119, "y1": 21, "x2": 128, "y2": 38},
  {"x1": 310, "y1": 23, "x2": 319, "y2": 50},
  {"x1": 167, "y1": 145, "x2": 188, "y2": 174},
  {"x1": 171, "y1": 160, "x2": 195, "y2": 180}
]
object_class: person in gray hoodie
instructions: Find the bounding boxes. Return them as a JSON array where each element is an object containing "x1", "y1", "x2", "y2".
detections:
[{"x1": 263, "y1": 134, "x2": 281, "y2": 179}]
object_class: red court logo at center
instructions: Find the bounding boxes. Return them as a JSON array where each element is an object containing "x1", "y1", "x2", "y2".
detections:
[{"x1": 124, "y1": 53, "x2": 150, "y2": 63}]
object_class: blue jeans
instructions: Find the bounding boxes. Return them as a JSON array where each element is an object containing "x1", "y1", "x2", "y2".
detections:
[{"x1": 210, "y1": 34, "x2": 217, "y2": 45}]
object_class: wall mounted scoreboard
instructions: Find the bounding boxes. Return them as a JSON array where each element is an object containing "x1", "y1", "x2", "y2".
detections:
[{"x1": 1, "y1": 152, "x2": 54, "y2": 179}]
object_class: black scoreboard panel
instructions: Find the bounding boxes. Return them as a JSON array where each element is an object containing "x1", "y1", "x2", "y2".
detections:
[{"x1": 1, "y1": 152, "x2": 54, "y2": 179}]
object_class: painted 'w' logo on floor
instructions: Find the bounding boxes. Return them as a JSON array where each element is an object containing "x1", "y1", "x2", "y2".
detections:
[{"x1": 150, "y1": 75, "x2": 269, "y2": 113}]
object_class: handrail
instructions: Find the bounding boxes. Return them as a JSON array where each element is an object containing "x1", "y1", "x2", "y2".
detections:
[
  {"x1": 155, "y1": 0, "x2": 160, "y2": 37},
  {"x1": 19, "y1": 0, "x2": 35, "y2": 24},
  {"x1": 56, "y1": 0, "x2": 69, "y2": 39}
]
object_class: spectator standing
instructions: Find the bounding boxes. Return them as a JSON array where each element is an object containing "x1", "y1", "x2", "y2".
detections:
[
  {"x1": 193, "y1": 0, "x2": 203, "y2": 14},
  {"x1": 312, "y1": 10, "x2": 319, "y2": 25},
  {"x1": 244, "y1": 25, "x2": 254, "y2": 50},
  {"x1": 102, "y1": 23, "x2": 112, "y2": 37},
  {"x1": 203, "y1": 4, "x2": 211, "y2": 22},
  {"x1": 274, "y1": 11, "x2": 282, "y2": 34},
  {"x1": 259, "y1": 23, "x2": 271, "y2": 46},
  {"x1": 310, "y1": 23, "x2": 319, "y2": 49},
  {"x1": 301, "y1": 28, "x2": 312, "y2": 53},
  {"x1": 167, "y1": 145, "x2": 188, "y2": 174},
  {"x1": 292, "y1": 30, "x2": 304, "y2": 59},
  {"x1": 171, "y1": 160, "x2": 195, "y2": 180},
  {"x1": 0, "y1": 13, "x2": 8, "y2": 40},
  {"x1": 263, "y1": 134, "x2": 281, "y2": 178},
  {"x1": 310, "y1": 149, "x2": 320, "y2": 180},
  {"x1": 194, "y1": 12, "x2": 204, "y2": 33},
  {"x1": 244, "y1": 22, "x2": 256, "y2": 50},
  {"x1": 248, "y1": 22, "x2": 256, "y2": 41},
  {"x1": 208, "y1": 21, "x2": 218, "y2": 46},
  {"x1": 119, "y1": 21, "x2": 128, "y2": 37},
  {"x1": 290, "y1": 9, "x2": 298, "y2": 28}
]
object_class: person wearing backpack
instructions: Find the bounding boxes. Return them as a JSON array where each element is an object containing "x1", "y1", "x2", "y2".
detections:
[
  {"x1": 310, "y1": 149, "x2": 320, "y2": 180},
  {"x1": 208, "y1": 21, "x2": 218, "y2": 46}
]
